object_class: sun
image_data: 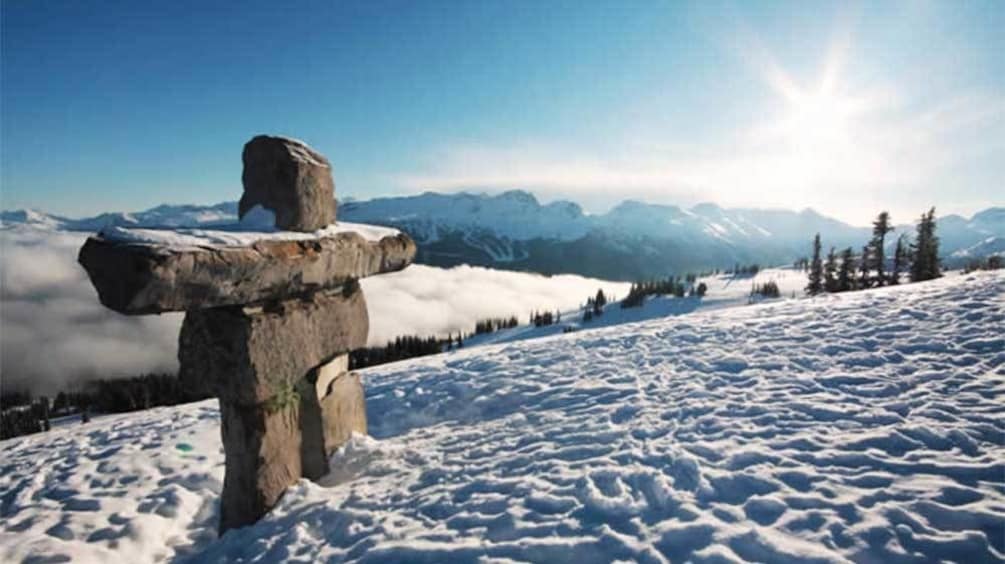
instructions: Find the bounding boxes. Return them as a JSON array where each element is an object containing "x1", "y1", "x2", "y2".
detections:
[{"x1": 780, "y1": 89, "x2": 856, "y2": 152}]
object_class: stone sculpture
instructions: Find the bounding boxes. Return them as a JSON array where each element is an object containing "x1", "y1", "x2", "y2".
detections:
[{"x1": 78, "y1": 135, "x2": 415, "y2": 533}]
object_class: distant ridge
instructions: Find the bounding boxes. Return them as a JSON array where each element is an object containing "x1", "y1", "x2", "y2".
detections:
[{"x1": 3, "y1": 191, "x2": 1001, "y2": 280}]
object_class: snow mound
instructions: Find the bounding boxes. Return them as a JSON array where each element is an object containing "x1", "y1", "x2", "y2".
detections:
[{"x1": 2, "y1": 272, "x2": 1003, "y2": 563}]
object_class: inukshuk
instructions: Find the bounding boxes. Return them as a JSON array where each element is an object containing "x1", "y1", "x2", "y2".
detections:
[{"x1": 77, "y1": 135, "x2": 416, "y2": 534}]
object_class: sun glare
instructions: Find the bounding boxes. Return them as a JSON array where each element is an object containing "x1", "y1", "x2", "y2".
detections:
[{"x1": 783, "y1": 90, "x2": 855, "y2": 151}]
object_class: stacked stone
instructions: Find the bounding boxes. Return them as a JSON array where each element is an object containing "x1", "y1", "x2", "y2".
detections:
[{"x1": 78, "y1": 136, "x2": 416, "y2": 534}]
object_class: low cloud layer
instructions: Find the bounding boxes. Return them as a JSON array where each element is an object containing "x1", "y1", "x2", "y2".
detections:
[
  {"x1": 1, "y1": 229, "x2": 183, "y2": 396},
  {"x1": 361, "y1": 264, "x2": 629, "y2": 346},
  {"x1": 1, "y1": 229, "x2": 628, "y2": 396}
]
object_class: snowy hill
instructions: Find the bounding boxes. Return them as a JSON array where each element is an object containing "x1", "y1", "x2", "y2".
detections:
[
  {"x1": 4, "y1": 192, "x2": 1001, "y2": 280},
  {"x1": 461, "y1": 267, "x2": 809, "y2": 349},
  {"x1": 2, "y1": 271, "x2": 1003, "y2": 563}
]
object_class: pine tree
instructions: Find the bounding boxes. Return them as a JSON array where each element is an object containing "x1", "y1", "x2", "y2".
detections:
[
  {"x1": 41, "y1": 397, "x2": 51, "y2": 432},
  {"x1": 837, "y1": 247, "x2": 855, "y2": 292},
  {"x1": 890, "y1": 234, "x2": 908, "y2": 285},
  {"x1": 858, "y1": 244, "x2": 871, "y2": 289},
  {"x1": 823, "y1": 247, "x2": 838, "y2": 293},
  {"x1": 593, "y1": 289, "x2": 606, "y2": 315},
  {"x1": 806, "y1": 234, "x2": 824, "y2": 295},
  {"x1": 870, "y1": 212, "x2": 894, "y2": 286},
  {"x1": 695, "y1": 282, "x2": 708, "y2": 297},
  {"x1": 910, "y1": 207, "x2": 941, "y2": 282}
]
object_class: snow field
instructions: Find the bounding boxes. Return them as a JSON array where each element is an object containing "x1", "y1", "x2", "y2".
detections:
[
  {"x1": 0, "y1": 405, "x2": 224, "y2": 562},
  {"x1": 1, "y1": 271, "x2": 1003, "y2": 563},
  {"x1": 465, "y1": 267, "x2": 810, "y2": 348}
]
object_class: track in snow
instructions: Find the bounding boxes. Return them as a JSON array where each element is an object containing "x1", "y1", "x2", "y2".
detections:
[{"x1": 2, "y1": 272, "x2": 1003, "y2": 563}]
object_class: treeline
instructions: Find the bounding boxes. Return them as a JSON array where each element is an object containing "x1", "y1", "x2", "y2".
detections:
[
  {"x1": 582, "y1": 289, "x2": 609, "y2": 322},
  {"x1": 529, "y1": 310, "x2": 562, "y2": 327},
  {"x1": 750, "y1": 280, "x2": 780, "y2": 299},
  {"x1": 726, "y1": 264, "x2": 761, "y2": 276},
  {"x1": 86, "y1": 373, "x2": 207, "y2": 413},
  {"x1": 349, "y1": 335, "x2": 449, "y2": 370},
  {"x1": 962, "y1": 255, "x2": 1003, "y2": 274},
  {"x1": 621, "y1": 277, "x2": 707, "y2": 309},
  {"x1": 475, "y1": 316, "x2": 519, "y2": 335},
  {"x1": 1, "y1": 373, "x2": 210, "y2": 440},
  {"x1": 350, "y1": 313, "x2": 525, "y2": 370},
  {"x1": 1, "y1": 397, "x2": 53, "y2": 440},
  {"x1": 806, "y1": 208, "x2": 941, "y2": 295}
]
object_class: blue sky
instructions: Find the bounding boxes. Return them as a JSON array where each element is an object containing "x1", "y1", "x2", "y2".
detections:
[{"x1": 2, "y1": 0, "x2": 1002, "y2": 225}]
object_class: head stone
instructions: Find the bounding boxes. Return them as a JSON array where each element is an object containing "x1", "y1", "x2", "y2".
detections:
[{"x1": 240, "y1": 135, "x2": 336, "y2": 231}]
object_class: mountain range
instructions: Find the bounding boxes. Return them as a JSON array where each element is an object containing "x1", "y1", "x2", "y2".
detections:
[{"x1": 3, "y1": 190, "x2": 1002, "y2": 280}]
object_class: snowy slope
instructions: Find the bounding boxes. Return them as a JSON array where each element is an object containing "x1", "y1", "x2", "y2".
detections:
[
  {"x1": 2, "y1": 271, "x2": 1002, "y2": 563},
  {"x1": 463, "y1": 267, "x2": 809, "y2": 349}
]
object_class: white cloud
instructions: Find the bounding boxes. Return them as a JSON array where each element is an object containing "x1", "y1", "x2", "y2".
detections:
[
  {"x1": 0, "y1": 230, "x2": 183, "y2": 396},
  {"x1": 361, "y1": 264, "x2": 629, "y2": 345},
  {"x1": 0, "y1": 230, "x2": 628, "y2": 395}
]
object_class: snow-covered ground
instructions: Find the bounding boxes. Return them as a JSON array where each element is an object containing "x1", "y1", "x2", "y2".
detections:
[
  {"x1": 2, "y1": 272, "x2": 1003, "y2": 563},
  {"x1": 464, "y1": 268, "x2": 808, "y2": 348}
]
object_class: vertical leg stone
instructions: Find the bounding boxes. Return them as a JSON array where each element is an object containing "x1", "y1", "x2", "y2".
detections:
[
  {"x1": 178, "y1": 284, "x2": 368, "y2": 534},
  {"x1": 218, "y1": 399, "x2": 304, "y2": 532},
  {"x1": 319, "y1": 368, "x2": 367, "y2": 455},
  {"x1": 298, "y1": 375, "x2": 329, "y2": 482},
  {"x1": 299, "y1": 354, "x2": 368, "y2": 480}
]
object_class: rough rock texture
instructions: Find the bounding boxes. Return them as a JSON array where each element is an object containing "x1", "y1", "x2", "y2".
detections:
[
  {"x1": 240, "y1": 135, "x2": 336, "y2": 231},
  {"x1": 178, "y1": 285, "x2": 368, "y2": 406},
  {"x1": 217, "y1": 398, "x2": 303, "y2": 533},
  {"x1": 77, "y1": 135, "x2": 394, "y2": 535},
  {"x1": 135, "y1": 284, "x2": 376, "y2": 535},
  {"x1": 298, "y1": 355, "x2": 367, "y2": 481},
  {"x1": 313, "y1": 354, "x2": 348, "y2": 400},
  {"x1": 78, "y1": 231, "x2": 415, "y2": 315},
  {"x1": 178, "y1": 286, "x2": 369, "y2": 533},
  {"x1": 318, "y1": 371, "x2": 367, "y2": 456}
]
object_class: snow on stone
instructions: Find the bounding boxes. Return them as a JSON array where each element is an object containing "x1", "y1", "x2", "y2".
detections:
[
  {"x1": 97, "y1": 206, "x2": 400, "y2": 248},
  {"x1": 2, "y1": 272, "x2": 1003, "y2": 563}
]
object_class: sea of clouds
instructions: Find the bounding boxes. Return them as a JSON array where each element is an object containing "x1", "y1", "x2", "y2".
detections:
[{"x1": 0, "y1": 228, "x2": 629, "y2": 395}]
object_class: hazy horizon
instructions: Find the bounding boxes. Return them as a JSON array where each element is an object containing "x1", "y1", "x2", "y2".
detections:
[{"x1": 5, "y1": 186, "x2": 1002, "y2": 230}]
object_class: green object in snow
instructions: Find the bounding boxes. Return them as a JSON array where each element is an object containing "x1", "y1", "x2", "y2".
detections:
[{"x1": 176, "y1": 443, "x2": 194, "y2": 453}]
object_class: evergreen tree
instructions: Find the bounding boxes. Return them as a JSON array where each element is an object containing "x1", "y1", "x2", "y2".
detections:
[
  {"x1": 823, "y1": 247, "x2": 838, "y2": 293},
  {"x1": 593, "y1": 289, "x2": 606, "y2": 315},
  {"x1": 870, "y1": 212, "x2": 894, "y2": 286},
  {"x1": 695, "y1": 282, "x2": 708, "y2": 297},
  {"x1": 837, "y1": 247, "x2": 855, "y2": 292},
  {"x1": 595, "y1": 289, "x2": 607, "y2": 308},
  {"x1": 806, "y1": 234, "x2": 824, "y2": 295},
  {"x1": 890, "y1": 234, "x2": 908, "y2": 285},
  {"x1": 910, "y1": 207, "x2": 941, "y2": 282},
  {"x1": 858, "y1": 244, "x2": 872, "y2": 289},
  {"x1": 41, "y1": 397, "x2": 51, "y2": 432}
]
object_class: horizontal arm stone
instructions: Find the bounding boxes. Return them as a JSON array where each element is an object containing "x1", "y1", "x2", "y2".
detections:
[{"x1": 78, "y1": 230, "x2": 415, "y2": 314}]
